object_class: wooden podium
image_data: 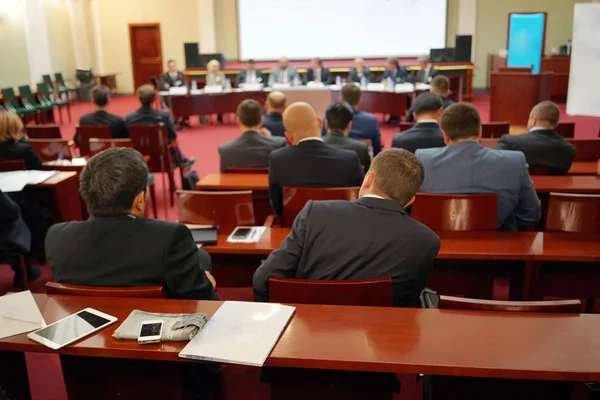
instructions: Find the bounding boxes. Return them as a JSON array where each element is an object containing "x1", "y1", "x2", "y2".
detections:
[{"x1": 490, "y1": 70, "x2": 553, "y2": 125}]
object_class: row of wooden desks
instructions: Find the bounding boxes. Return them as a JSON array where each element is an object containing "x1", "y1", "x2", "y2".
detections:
[
  {"x1": 1, "y1": 293, "x2": 599, "y2": 399},
  {"x1": 27, "y1": 171, "x2": 82, "y2": 223}
]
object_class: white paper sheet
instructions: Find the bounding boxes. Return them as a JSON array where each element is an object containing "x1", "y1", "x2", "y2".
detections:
[
  {"x1": 0, "y1": 170, "x2": 58, "y2": 192},
  {"x1": 0, "y1": 291, "x2": 46, "y2": 339}
]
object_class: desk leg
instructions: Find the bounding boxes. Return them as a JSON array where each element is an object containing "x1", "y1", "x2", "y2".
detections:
[
  {"x1": 508, "y1": 260, "x2": 532, "y2": 301},
  {"x1": 52, "y1": 174, "x2": 83, "y2": 222},
  {"x1": 0, "y1": 351, "x2": 31, "y2": 400}
]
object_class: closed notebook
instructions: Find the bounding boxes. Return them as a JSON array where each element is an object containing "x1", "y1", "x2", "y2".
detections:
[{"x1": 178, "y1": 301, "x2": 295, "y2": 367}]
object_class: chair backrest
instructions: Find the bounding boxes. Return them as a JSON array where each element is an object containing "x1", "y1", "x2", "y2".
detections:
[
  {"x1": 18, "y1": 85, "x2": 34, "y2": 99},
  {"x1": 0, "y1": 160, "x2": 27, "y2": 172},
  {"x1": 36, "y1": 82, "x2": 51, "y2": 95},
  {"x1": 46, "y1": 282, "x2": 164, "y2": 298},
  {"x1": 528, "y1": 167, "x2": 551, "y2": 175},
  {"x1": 498, "y1": 66, "x2": 533, "y2": 73},
  {"x1": 88, "y1": 138, "x2": 133, "y2": 156},
  {"x1": 176, "y1": 190, "x2": 256, "y2": 229},
  {"x1": 439, "y1": 295, "x2": 581, "y2": 313},
  {"x1": 399, "y1": 122, "x2": 415, "y2": 132},
  {"x1": 282, "y1": 186, "x2": 360, "y2": 227},
  {"x1": 555, "y1": 122, "x2": 575, "y2": 138},
  {"x1": 28, "y1": 139, "x2": 72, "y2": 161},
  {"x1": 77, "y1": 125, "x2": 113, "y2": 157},
  {"x1": 225, "y1": 167, "x2": 269, "y2": 174},
  {"x1": 129, "y1": 124, "x2": 173, "y2": 173},
  {"x1": 42, "y1": 74, "x2": 54, "y2": 87},
  {"x1": 546, "y1": 192, "x2": 600, "y2": 234},
  {"x1": 481, "y1": 122, "x2": 510, "y2": 138},
  {"x1": 566, "y1": 139, "x2": 600, "y2": 162},
  {"x1": 1, "y1": 87, "x2": 17, "y2": 101},
  {"x1": 26, "y1": 124, "x2": 62, "y2": 139},
  {"x1": 412, "y1": 193, "x2": 498, "y2": 231},
  {"x1": 55, "y1": 73, "x2": 65, "y2": 83},
  {"x1": 269, "y1": 277, "x2": 393, "y2": 307}
]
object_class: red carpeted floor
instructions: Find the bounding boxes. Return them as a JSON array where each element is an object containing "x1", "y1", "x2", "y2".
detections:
[{"x1": 1, "y1": 92, "x2": 599, "y2": 400}]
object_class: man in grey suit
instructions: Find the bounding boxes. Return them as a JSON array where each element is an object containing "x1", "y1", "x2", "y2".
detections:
[
  {"x1": 218, "y1": 99, "x2": 286, "y2": 172},
  {"x1": 416, "y1": 103, "x2": 541, "y2": 231},
  {"x1": 236, "y1": 59, "x2": 262, "y2": 86},
  {"x1": 268, "y1": 57, "x2": 299, "y2": 86},
  {"x1": 323, "y1": 102, "x2": 371, "y2": 170},
  {"x1": 254, "y1": 148, "x2": 440, "y2": 307}
]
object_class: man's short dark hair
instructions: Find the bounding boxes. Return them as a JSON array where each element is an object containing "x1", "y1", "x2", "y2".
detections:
[
  {"x1": 248, "y1": 59, "x2": 255, "y2": 64},
  {"x1": 137, "y1": 84, "x2": 156, "y2": 106},
  {"x1": 167, "y1": 59, "x2": 176, "y2": 65},
  {"x1": 387, "y1": 57, "x2": 399, "y2": 67},
  {"x1": 531, "y1": 100, "x2": 560, "y2": 128},
  {"x1": 440, "y1": 102, "x2": 481, "y2": 141},
  {"x1": 313, "y1": 57, "x2": 322, "y2": 66},
  {"x1": 325, "y1": 102, "x2": 354, "y2": 132},
  {"x1": 91, "y1": 85, "x2": 110, "y2": 107},
  {"x1": 237, "y1": 99, "x2": 262, "y2": 127},
  {"x1": 371, "y1": 149, "x2": 425, "y2": 205},
  {"x1": 431, "y1": 75, "x2": 450, "y2": 94},
  {"x1": 340, "y1": 84, "x2": 361, "y2": 107},
  {"x1": 413, "y1": 92, "x2": 443, "y2": 116},
  {"x1": 80, "y1": 148, "x2": 149, "y2": 216}
]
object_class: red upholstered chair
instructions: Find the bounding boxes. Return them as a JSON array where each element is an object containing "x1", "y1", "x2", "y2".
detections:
[
  {"x1": 555, "y1": 122, "x2": 575, "y2": 138},
  {"x1": 225, "y1": 167, "x2": 269, "y2": 173},
  {"x1": 0, "y1": 160, "x2": 26, "y2": 172},
  {"x1": 566, "y1": 139, "x2": 600, "y2": 161},
  {"x1": 46, "y1": 282, "x2": 164, "y2": 298},
  {"x1": 176, "y1": 190, "x2": 255, "y2": 231},
  {"x1": 399, "y1": 122, "x2": 415, "y2": 132},
  {"x1": 546, "y1": 193, "x2": 600, "y2": 234},
  {"x1": 269, "y1": 277, "x2": 393, "y2": 306},
  {"x1": 25, "y1": 124, "x2": 62, "y2": 139},
  {"x1": 412, "y1": 193, "x2": 497, "y2": 231},
  {"x1": 28, "y1": 139, "x2": 72, "y2": 161},
  {"x1": 76, "y1": 125, "x2": 112, "y2": 157},
  {"x1": 281, "y1": 186, "x2": 360, "y2": 227},
  {"x1": 480, "y1": 122, "x2": 510, "y2": 139},
  {"x1": 88, "y1": 138, "x2": 133, "y2": 156},
  {"x1": 439, "y1": 295, "x2": 581, "y2": 313}
]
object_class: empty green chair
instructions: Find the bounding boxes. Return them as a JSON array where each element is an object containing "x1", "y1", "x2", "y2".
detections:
[
  {"x1": 37, "y1": 82, "x2": 71, "y2": 123},
  {"x1": 1, "y1": 87, "x2": 38, "y2": 122},
  {"x1": 18, "y1": 85, "x2": 53, "y2": 123},
  {"x1": 54, "y1": 73, "x2": 79, "y2": 97}
]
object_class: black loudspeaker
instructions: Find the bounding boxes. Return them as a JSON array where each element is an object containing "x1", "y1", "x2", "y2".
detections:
[
  {"x1": 184, "y1": 43, "x2": 201, "y2": 68},
  {"x1": 430, "y1": 48, "x2": 456, "y2": 63},
  {"x1": 455, "y1": 35, "x2": 472, "y2": 62},
  {"x1": 199, "y1": 53, "x2": 226, "y2": 68}
]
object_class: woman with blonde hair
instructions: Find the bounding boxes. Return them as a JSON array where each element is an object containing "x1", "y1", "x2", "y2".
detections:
[
  {"x1": 206, "y1": 59, "x2": 226, "y2": 87},
  {"x1": 0, "y1": 111, "x2": 42, "y2": 170}
]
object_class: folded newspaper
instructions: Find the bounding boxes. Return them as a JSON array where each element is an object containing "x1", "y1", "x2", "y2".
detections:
[{"x1": 113, "y1": 310, "x2": 207, "y2": 341}]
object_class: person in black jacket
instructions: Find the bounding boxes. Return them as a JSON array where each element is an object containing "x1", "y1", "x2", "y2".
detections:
[
  {"x1": 304, "y1": 58, "x2": 331, "y2": 84},
  {"x1": 254, "y1": 148, "x2": 440, "y2": 307},
  {"x1": 0, "y1": 111, "x2": 42, "y2": 170},
  {"x1": 495, "y1": 101, "x2": 576, "y2": 175},
  {"x1": 348, "y1": 57, "x2": 371, "y2": 84},
  {"x1": 78, "y1": 85, "x2": 128, "y2": 140},
  {"x1": 268, "y1": 102, "x2": 364, "y2": 216},
  {"x1": 392, "y1": 92, "x2": 445, "y2": 154},
  {"x1": 405, "y1": 75, "x2": 454, "y2": 123},
  {"x1": 323, "y1": 102, "x2": 371, "y2": 170},
  {"x1": 159, "y1": 59, "x2": 191, "y2": 129}
]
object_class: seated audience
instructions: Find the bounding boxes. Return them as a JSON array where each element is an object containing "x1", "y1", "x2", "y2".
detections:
[
  {"x1": 416, "y1": 103, "x2": 541, "y2": 231},
  {"x1": 304, "y1": 57, "x2": 331, "y2": 84},
  {"x1": 268, "y1": 57, "x2": 299, "y2": 86},
  {"x1": 383, "y1": 57, "x2": 408, "y2": 84},
  {"x1": 254, "y1": 148, "x2": 440, "y2": 306},
  {"x1": 415, "y1": 55, "x2": 439, "y2": 83},
  {"x1": 125, "y1": 84, "x2": 194, "y2": 169},
  {"x1": 323, "y1": 102, "x2": 371, "y2": 170},
  {"x1": 78, "y1": 85, "x2": 129, "y2": 140},
  {"x1": 46, "y1": 147, "x2": 218, "y2": 300},
  {"x1": 269, "y1": 102, "x2": 364, "y2": 216},
  {"x1": 218, "y1": 99, "x2": 286, "y2": 172},
  {"x1": 392, "y1": 92, "x2": 445, "y2": 153},
  {"x1": 261, "y1": 91, "x2": 287, "y2": 137},
  {"x1": 405, "y1": 75, "x2": 454, "y2": 122},
  {"x1": 348, "y1": 57, "x2": 371, "y2": 84},
  {"x1": 496, "y1": 101, "x2": 576, "y2": 175},
  {"x1": 0, "y1": 111, "x2": 42, "y2": 170},
  {"x1": 205, "y1": 59, "x2": 226, "y2": 87},
  {"x1": 321, "y1": 85, "x2": 382, "y2": 155},
  {"x1": 236, "y1": 59, "x2": 262, "y2": 86}
]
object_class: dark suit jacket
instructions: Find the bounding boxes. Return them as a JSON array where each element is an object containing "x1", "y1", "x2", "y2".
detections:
[
  {"x1": 236, "y1": 69, "x2": 263, "y2": 86},
  {"x1": 253, "y1": 197, "x2": 440, "y2": 306},
  {"x1": 159, "y1": 71, "x2": 186, "y2": 91},
  {"x1": 391, "y1": 122, "x2": 445, "y2": 154},
  {"x1": 0, "y1": 138, "x2": 43, "y2": 170},
  {"x1": 415, "y1": 66, "x2": 439, "y2": 83},
  {"x1": 323, "y1": 131, "x2": 371, "y2": 170},
  {"x1": 79, "y1": 110, "x2": 129, "y2": 139},
  {"x1": 495, "y1": 129, "x2": 576, "y2": 175},
  {"x1": 348, "y1": 67, "x2": 371, "y2": 83},
  {"x1": 383, "y1": 67, "x2": 408, "y2": 83},
  {"x1": 125, "y1": 106, "x2": 177, "y2": 142},
  {"x1": 268, "y1": 140, "x2": 364, "y2": 216},
  {"x1": 405, "y1": 96, "x2": 454, "y2": 123},
  {"x1": 322, "y1": 108, "x2": 382, "y2": 155},
  {"x1": 218, "y1": 131, "x2": 286, "y2": 172},
  {"x1": 304, "y1": 67, "x2": 331, "y2": 84},
  {"x1": 0, "y1": 190, "x2": 31, "y2": 253},
  {"x1": 262, "y1": 112, "x2": 285, "y2": 137},
  {"x1": 46, "y1": 215, "x2": 218, "y2": 301}
]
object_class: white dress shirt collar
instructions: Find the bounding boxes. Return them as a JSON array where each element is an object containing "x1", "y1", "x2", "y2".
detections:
[
  {"x1": 297, "y1": 136, "x2": 324, "y2": 144},
  {"x1": 416, "y1": 119, "x2": 439, "y2": 124},
  {"x1": 530, "y1": 126, "x2": 549, "y2": 132},
  {"x1": 362, "y1": 194, "x2": 385, "y2": 200}
]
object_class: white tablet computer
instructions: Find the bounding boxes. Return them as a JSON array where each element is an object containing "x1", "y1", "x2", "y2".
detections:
[{"x1": 27, "y1": 308, "x2": 117, "y2": 350}]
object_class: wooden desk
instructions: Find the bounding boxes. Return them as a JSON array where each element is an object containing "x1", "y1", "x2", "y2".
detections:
[
  {"x1": 567, "y1": 161, "x2": 599, "y2": 175},
  {"x1": 532, "y1": 175, "x2": 600, "y2": 193},
  {"x1": 27, "y1": 171, "x2": 82, "y2": 222}
]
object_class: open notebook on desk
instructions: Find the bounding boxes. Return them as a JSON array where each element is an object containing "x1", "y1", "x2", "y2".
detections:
[{"x1": 0, "y1": 170, "x2": 58, "y2": 192}]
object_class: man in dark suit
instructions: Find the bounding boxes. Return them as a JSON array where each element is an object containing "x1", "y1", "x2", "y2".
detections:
[
  {"x1": 218, "y1": 99, "x2": 286, "y2": 172},
  {"x1": 496, "y1": 101, "x2": 576, "y2": 175},
  {"x1": 392, "y1": 92, "x2": 445, "y2": 154},
  {"x1": 269, "y1": 102, "x2": 364, "y2": 216},
  {"x1": 159, "y1": 59, "x2": 190, "y2": 129},
  {"x1": 78, "y1": 85, "x2": 128, "y2": 140},
  {"x1": 261, "y1": 91, "x2": 286, "y2": 137},
  {"x1": 255, "y1": 148, "x2": 440, "y2": 307},
  {"x1": 415, "y1": 55, "x2": 439, "y2": 84},
  {"x1": 125, "y1": 84, "x2": 194, "y2": 169},
  {"x1": 323, "y1": 102, "x2": 370, "y2": 170},
  {"x1": 383, "y1": 57, "x2": 408, "y2": 84},
  {"x1": 236, "y1": 59, "x2": 262, "y2": 86},
  {"x1": 416, "y1": 103, "x2": 541, "y2": 231},
  {"x1": 321, "y1": 85, "x2": 382, "y2": 155},
  {"x1": 405, "y1": 75, "x2": 454, "y2": 122},
  {"x1": 348, "y1": 57, "x2": 371, "y2": 84},
  {"x1": 304, "y1": 58, "x2": 331, "y2": 84}
]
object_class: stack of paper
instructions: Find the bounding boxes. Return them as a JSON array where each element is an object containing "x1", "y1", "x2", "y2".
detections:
[
  {"x1": 0, "y1": 291, "x2": 46, "y2": 339},
  {"x1": 179, "y1": 301, "x2": 295, "y2": 366},
  {"x1": 0, "y1": 170, "x2": 58, "y2": 192}
]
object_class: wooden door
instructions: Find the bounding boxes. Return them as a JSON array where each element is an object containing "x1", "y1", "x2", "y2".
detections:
[{"x1": 129, "y1": 23, "x2": 163, "y2": 90}]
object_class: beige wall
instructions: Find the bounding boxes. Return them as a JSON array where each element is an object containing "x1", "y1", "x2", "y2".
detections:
[
  {"x1": 214, "y1": 0, "x2": 239, "y2": 60},
  {"x1": 446, "y1": 0, "x2": 460, "y2": 47},
  {"x1": 0, "y1": 5, "x2": 30, "y2": 89},
  {"x1": 44, "y1": 1, "x2": 76, "y2": 82}
]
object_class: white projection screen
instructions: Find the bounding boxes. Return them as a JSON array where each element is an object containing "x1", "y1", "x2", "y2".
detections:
[{"x1": 237, "y1": 0, "x2": 448, "y2": 60}]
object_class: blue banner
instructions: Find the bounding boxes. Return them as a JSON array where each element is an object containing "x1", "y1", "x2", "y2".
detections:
[{"x1": 507, "y1": 13, "x2": 545, "y2": 73}]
